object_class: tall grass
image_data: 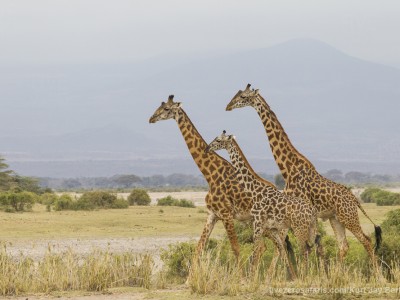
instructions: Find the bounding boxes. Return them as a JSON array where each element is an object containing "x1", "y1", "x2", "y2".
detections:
[
  {"x1": 186, "y1": 246, "x2": 400, "y2": 297},
  {"x1": 0, "y1": 243, "x2": 152, "y2": 296},
  {"x1": 1, "y1": 239, "x2": 399, "y2": 297}
]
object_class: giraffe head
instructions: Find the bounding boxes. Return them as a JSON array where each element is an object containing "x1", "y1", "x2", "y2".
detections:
[
  {"x1": 205, "y1": 130, "x2": 235, "y2": 153},
  {"x1": 226, "y1": 83, "x2": 263, "y2": 111},
  {"x1": 149, "y1": 95, "x2": 182, "y2": 123}
]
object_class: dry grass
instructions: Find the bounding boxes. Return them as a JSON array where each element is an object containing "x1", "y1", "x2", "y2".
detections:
[
  {"x1": 1, "y1": 193, "x2": 400, "y2": 299},
  {"x1": 187, "y1": 247, "x2": 400, "y2": 299},
  {"x1": 0, "y1": 203, "x2": 224, "y2": 240},
  {"x1": 0, "y1": 243, "x2": 153, "y2": 296}
]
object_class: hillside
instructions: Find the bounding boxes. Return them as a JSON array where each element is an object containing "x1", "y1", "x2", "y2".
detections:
[{"x1": 1, "y1": 39, "x2": 400, "y2": 177}]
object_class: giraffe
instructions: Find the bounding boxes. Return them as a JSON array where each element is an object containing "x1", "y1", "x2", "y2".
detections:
[
  {"x1": 149, "y1": 95, "x2": 254, "y2": 261},
  {"x1": 225, "y1": 84, "x2": 382, "y2": 265},
  {"x1": 205, "y1": 130, "x2": 318, "y2": 279}
]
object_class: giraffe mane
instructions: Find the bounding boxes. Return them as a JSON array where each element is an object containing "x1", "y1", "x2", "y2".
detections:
[{"x1": 231, "y1": 139, "x2": 276, "y2": 188}]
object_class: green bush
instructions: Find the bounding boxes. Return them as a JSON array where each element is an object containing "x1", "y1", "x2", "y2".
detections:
[
  {"x1": 157, "y1": 195, "x2": 175, "y2": 206},
  {"x1": 128, "y1": 189, "x2": 151, "y2": 206},
  {"x1": 79, "y1": 191, "x2": 119, "y2": 208},
  {"x1": 39, "y1": 192, "x2": 59, "y2": 205},
  {"x1": 360, "y1": 188, "x2": 400, "y2": 206},
  {"x1": 110, "y1": 198, "x2": 129, "y2": 209},
  {"x1": 160, "y1": 241, "x2": 196, "y2": 278},
  {"x1": 360, "y1": 188, "x2": 381, "y2": 203},
  {"x1": 157, "y1": 195, "x2": 195, "y2": 208},
  {"x1": 0, "y1": 191, "x2": 36, "y2": 212},
  {"x1": 381, "y1": 209, "x2": 400, "y2": 232},
  {"x1": 53, "y1": 191, "x2": 129, "y2": 211},
  {"x1": 54, "y1": 194, "x2": 74, "y2": 211}
]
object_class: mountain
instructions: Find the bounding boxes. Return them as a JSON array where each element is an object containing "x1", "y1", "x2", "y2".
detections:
[{"x1": 1, "y1": 39, "x2": 400, "y2": 177}]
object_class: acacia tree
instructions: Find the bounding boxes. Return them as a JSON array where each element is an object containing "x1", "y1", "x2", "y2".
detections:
[{"x1": 0, "y1": 156, "x2": 13, "y2": 191}]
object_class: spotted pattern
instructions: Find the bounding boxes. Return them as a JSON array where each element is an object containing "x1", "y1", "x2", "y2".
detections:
[
  {"x1": 226, "y1": 85, "x2": 379, "y2": 262},
  {"x1": 149, "y1": 96, "x2": 253, "y2": 260},
  {"x1": 206, "y1": 132, "x2": 317, "y2": 278}
]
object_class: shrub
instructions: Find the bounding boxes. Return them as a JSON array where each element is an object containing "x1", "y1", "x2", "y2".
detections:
[
  {"x1": 54, "y1": 194, "x2": 74, "y2": 211},
  {"x1": 157, "y1": 195, "x2": 195, "y2": 208},
  {"x1": 79, "y1": 191, "x2": 119, "y2": 209},
  {"x1": 39, "y1": 192, "x2": 59, "y2": 205},
  {"x1": 53, "y1": 191, "x2": 129, "y2": 211},
  {"x1": 109, "y1": 198, "x2": 129, "y2": 209},
  {"x1": 157, "y1": 195, "x2": 175, "y2": 206},
  {"x1": 128, "y1": 189, "x2": 151, "y2": 206},
  {"x1": 360, "y1": 188, "x2": 400, "y2": 206},
  {"x1": 160, "y1": 241, "x2": 196, "y2": 278},
  {"x1": 381, "y1": 208, "x2": 400, "y2": 232},
  {"x1": 360, "y1": 187, "x2": 381, "y2": 203},
  {"x1": 0, "y1": 191, "x2": 36, "y2": 212}
]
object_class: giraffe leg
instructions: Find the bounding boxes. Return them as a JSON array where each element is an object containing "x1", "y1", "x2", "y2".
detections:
[
  {"x1": 196, "y1": 212, "x2": 218, "y2": 258},
  {"x1": 338, "y1": 213, "x2": 384, "y2": 279},
  {"x1": 265, "y1": 229, "x2": 288, "y2": 280},
  {"x1": 221, "y1": 215, "x2": 240, "y2": 262},
  {"x1": 291, "y1": 223, "x2": 314, "y2": 277},
  {"x1": 250, "y1": 219, "x2": 266, "y2": 270},
  {"x1": 269, "y1": 230, "x2": 297, "y2": 280},
  {"x1": 343, "y1": 219, "x2": 381, "y2": 271},
  {"x1": 329, "y1": 217, "x2": 348, "y2": 263}
]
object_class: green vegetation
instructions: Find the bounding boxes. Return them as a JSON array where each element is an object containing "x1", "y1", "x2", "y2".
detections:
[
  {"x1": 361, "y1": 187, "x2": 400, "y2": 206},
  {"x1": 0, "y1": 156, "x2": 43, "y2": 193},
  {"x1": 0, "y1": 198, "x2": 399, "y2": 298},
  {"x1": 157, "y1": 195, "x2": 195, "y2": 208},
  {"x1": 128, "y1": 188, "x2": 151, "y2": 206},
  {"x1": 40, "y1": 173, "x2": 207, "y2": 190},
  {"x1": 0, "y1": 245, "x2": 152, "y2": 296},
  {"x1": 53, "y1": 191, "x2": 129, "y2": 211},
  {"x1": 0, "y1": 191, "x2": 37, "y2": 212}
]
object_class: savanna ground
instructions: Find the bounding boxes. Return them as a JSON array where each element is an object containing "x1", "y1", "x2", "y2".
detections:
[{"x1": 1, "y1": 190, "x2": 400, "y2": 299}]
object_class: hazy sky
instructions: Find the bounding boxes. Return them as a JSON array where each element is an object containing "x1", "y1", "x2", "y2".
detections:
[{"x1": 1, "y1": 0, "x2": 400, "y2": 66}]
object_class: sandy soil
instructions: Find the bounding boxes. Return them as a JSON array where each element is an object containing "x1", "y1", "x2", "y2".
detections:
[{"x1": 3, "y1": 236, "x2": 196, "y2": 272}]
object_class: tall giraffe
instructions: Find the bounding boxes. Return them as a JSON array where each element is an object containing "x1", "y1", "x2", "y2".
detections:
[
  {"x1": 206, "y1": 131, "x2": 318, "y2": 279},
  {"x1": 225, "y1": 84, "x2": 382, "y2": 264},
  {"x1": 149, "y1": 95, "x2": 254, "y2": 261}
]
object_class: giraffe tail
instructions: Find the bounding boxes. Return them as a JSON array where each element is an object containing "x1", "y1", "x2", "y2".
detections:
[
  {"x1": 357, "y1": 202, "x2": 382, "y2": 251},
  {"x1": 285, "y1": 235, "x2": 295, "y2": 259}
]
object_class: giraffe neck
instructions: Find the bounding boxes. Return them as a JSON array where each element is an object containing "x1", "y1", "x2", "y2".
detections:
[
  {"x1": 176, "y1": 109, "x2": 230, "y2": 183},
  {"x1": 227, "y1": 139, "x2": 276, "y2": 191},
  {"x1": 253, "y1": 95, "x2": 315, "y2": 180}
]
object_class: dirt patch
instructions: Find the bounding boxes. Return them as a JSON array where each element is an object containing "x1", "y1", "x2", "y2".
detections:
[{"x1": 3, "y1": 236, "x2": 196, "y2": 271}]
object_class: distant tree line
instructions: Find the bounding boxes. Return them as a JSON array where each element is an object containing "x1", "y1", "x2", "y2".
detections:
[
  {"x1": 322, "y1": 169, "x2": 400, "y2": 185},
  {"x1": 39, "y1": 173, "x2": 208, "y2": 190},
  {"x1": 37, "y1": 169, "x2": 400, "y2": 191}
]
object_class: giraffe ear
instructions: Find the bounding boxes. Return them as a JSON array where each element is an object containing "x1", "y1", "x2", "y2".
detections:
[
  {"x1": 254, "y1": 89, "x2": 259, "y2": 95},
  {"x1": 176, "y1": 102, "x2": 182, "y2": 108}
]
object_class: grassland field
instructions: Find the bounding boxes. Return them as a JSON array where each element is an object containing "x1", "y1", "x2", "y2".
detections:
[{"x1": 1, "y1": 189, "x2": 400, "y2": 299}]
